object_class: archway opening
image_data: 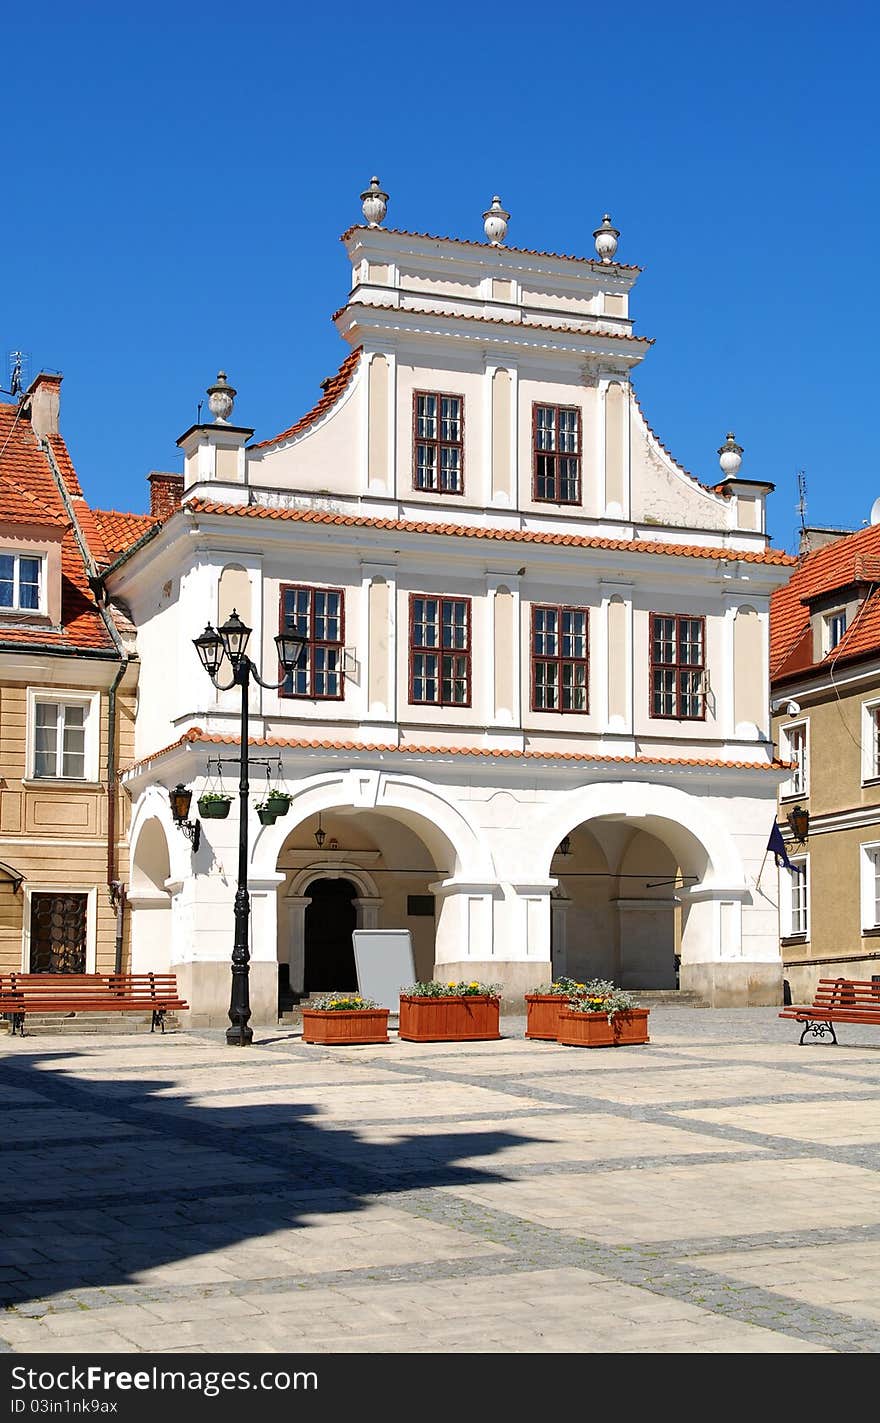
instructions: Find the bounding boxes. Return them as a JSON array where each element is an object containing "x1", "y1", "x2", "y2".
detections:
[
  {"x1": 303, "y1": 878, "x2": 358, "y2": 995},
  {"x1": 276, "y1": 806, "x2": 450, "y2": 1004},
  {"x1": 129, "y1": 817, "x2": 173, "y2": 974},
  {"x1": 550, "y1": 817, "x2": 709, "y2": 990}
]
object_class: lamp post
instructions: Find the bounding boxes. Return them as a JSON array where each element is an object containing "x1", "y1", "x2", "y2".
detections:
[{"x1": 193, "y1": 609, "x2": 307, "y2": 1046}]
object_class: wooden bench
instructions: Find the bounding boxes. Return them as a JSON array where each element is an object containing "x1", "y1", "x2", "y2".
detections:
[
  {"x1": 778, "y1": 976, "x2": 880, "y2": 1044},
  {"x1": 0, "y1": 972, "x2": 188, "y2": 1037}
]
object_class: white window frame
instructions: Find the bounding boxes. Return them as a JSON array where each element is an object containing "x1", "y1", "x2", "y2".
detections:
[
  {"x1": 779, "y1": 719, "x2": 809, "y2": 799},
  {"x1": 781, "y1": 854, "x2": 809, "y2": 940},
  {"x1": 25, "y1": 687, "x2": 101, "y2": 784},
  {"x1": 861, "y1": 698, "x2": 880, "y2": 784},
  {"x1": 0, "y1": 550, "x2": 46, "y2": 614},
  {"x1": 21, "y1": 884, "x2": 97, "y2": 973},
  {"x1": 823, "y1": 607, "x2": 847, "y2": 654},
  {"x1": 860, "y1": 841, "x2": 880, "y2": 933}
]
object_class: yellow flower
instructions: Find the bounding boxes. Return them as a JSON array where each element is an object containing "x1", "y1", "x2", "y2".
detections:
[{"x1": 447, "y1": 981, "x2": 457, "y2": 987}]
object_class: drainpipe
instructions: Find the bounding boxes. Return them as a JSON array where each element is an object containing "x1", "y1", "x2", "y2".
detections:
[{"x1": 40, "y1": 438, "x2": 132, "y2": 972}]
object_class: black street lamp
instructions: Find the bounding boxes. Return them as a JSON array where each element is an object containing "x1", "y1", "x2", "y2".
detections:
[{"x1": 193, "y1": 608, "x2": 307, "y2": 1046}]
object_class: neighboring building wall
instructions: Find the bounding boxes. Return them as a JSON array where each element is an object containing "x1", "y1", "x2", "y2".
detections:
[{"x1": 0, "y1": 676, "x2": 135, "y2": 975}]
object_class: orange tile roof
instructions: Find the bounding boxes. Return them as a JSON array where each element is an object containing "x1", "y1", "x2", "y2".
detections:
[
  {"x1": 251, "y1": 348, "x2": 362, "y2": 450},
  {"x1": 183, "y1": 497, "x2": 795, "y2": 567},
  {"x1": 91, "y1": 508, "x2": 161, "y2": 564},
  {"x1": 0, "y1": 402, "x2": 114, "y2": 652},
  {"x1": 771, "y1": 522, "x2": 880, "y2": 681},
  {"x1": 126, "y1": 726, "x2": 789, "y2": 776},
  {"x1": 0, "y1": 473, "x2": 67, "y2": 527},
  {"x1": 333, "y1": 301, "x2": 653, "y2": 346},
  {"x1": 340, "y1": 224, "x2": 643, "y2": 273}
]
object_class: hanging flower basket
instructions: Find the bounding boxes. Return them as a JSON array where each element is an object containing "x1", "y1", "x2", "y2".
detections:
[
  {"x1": 255, "y1": 803, "x2": 278, "y2": 826},
  {"x1": 267, "y1": 790, "x2": 291, "y2": 816},
  {"x1": 197, "y1": 794, "x2": 232, "y2": 819}
]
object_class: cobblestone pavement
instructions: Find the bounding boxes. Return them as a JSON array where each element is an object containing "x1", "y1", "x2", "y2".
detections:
[{"x1": 2, "y1": 1007, "x2": 879, "y2": 1354}]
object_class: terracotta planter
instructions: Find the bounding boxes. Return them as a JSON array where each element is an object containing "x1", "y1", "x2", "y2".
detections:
[
  {"x1": 525, "y1": 993, "x2": 566, "y2": 1040},
  {"x1": 557, "y1": 1008, "x2": 650, "y2": 1048},
  {"x1": 301, "y1": 1008, "x2": 390, "y2": 1045},
  {"x1": 398, "y1": 994, "x2": 501, "y2": 1042}
]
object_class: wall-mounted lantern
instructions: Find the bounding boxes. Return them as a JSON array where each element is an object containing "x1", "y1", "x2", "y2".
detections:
[
  {"x1": 169, "y1": 784, "x2": 201, "y2": 853},
  {"x1": 786, "y1": 804, "x2": 810, "y2": 845}
]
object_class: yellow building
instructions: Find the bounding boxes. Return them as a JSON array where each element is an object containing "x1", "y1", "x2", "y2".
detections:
[
  {"x1": 0, "y1": 374, "x2": 151, "y2": 978},
  {"x1": 770, "y1": 523, "x2": 880, "y2": 1001}
]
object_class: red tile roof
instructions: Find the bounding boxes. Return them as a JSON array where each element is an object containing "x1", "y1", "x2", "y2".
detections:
[
  {"x1": 183, "y1": 497, "x2": 795, "y2": 567},
  {"x1": 340, "y1": 224, "x2": 643, "y2": 273},
  {"x1": 771, "y1": 522, "x2": 880, "y2": 681},
  {"x1": 0, "y1": 473, "x2": 67, "y2": 527},
  {"x1": 0, "y1": 402, "x2": 115, "y2": 652},
  {"x1": 126, "y1": 726, "x2": 789, "y2": 776},
  {"x1": 91, "y1": 508, "x2": 161, "y2": 564},
  {"x1": 251, "y1": 348, "x2": 362, "y2": 450},
  {"x1": 333, "y1": 301, "x2": 653, "y2": 346}
]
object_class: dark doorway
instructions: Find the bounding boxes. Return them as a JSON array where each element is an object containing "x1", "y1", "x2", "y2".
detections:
[
  {"x1": 304, "y1": 878, "x2": 358, "y2": 994},
  {"x1": 29, "y1": 892, "x2": 88, "y2": 973}
]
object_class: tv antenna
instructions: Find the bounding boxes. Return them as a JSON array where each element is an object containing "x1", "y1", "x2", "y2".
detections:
[
  {"x1": 796, "y1": 469, "x2": 808, "y2": 539},
  {"x1": 1, "y1": 351, "x2": 28, "y2": 399}
]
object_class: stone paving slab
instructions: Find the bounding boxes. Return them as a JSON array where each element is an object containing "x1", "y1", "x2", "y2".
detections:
[{"x1": 1, "y1": 1006, "x2": 879, "y2": 1355}]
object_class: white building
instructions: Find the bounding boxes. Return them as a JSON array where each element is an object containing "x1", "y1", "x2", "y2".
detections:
[{"x1": 109, "y1": 188, "x2": 795, "y2": 1025}]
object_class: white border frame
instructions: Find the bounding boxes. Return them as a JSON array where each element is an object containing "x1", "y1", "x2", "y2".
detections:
[
  {"x1": 861, "y1": 698, "x2": 880, "y2": 785},
  {"x1": 860, "y1": 840, "x2": 880, "y2": 933},
  {"x1": 779, "y1": 718, "x2": 809, "y2": 800},
  {"x1": 24, "y1": 687, "x2": 101, "y2": 784},
  {"x1": 781, "y1": 853, "x2": 809, "y2": 939},
  {"x1": 0, "y1": 550, "x2": 48, "y2": 615},
  {"x1": 21, "y1": 883, "x2": 97, "y2": 973}
]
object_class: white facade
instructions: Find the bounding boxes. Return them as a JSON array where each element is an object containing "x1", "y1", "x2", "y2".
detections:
[{"x1": 113, "y1": 206, "x2": 792, "y2": 1023}]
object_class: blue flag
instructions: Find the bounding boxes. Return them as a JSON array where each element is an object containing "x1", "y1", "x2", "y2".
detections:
[{"x1": 768, "y1": 821, "x2": 794, "y2": 872}]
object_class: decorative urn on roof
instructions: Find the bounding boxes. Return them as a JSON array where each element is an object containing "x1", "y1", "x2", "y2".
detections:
[
  {"x1": 482, "y1": 195, "x2": 509, "y2": 245},
  {"x1": 361, "y1": 176, "x2": 388, "y2": 227},
  {"x1": 718, "y1": 432, "x2": 744, "y2": 478},
  {"x1": 593, "y1": 214, "x2": 620, "y2": 262},
  {"x1": 206, "y1": 372, "x2": 236, "y2": 425}
]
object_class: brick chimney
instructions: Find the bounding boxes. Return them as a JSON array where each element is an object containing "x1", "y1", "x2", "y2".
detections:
[
  {"x1": 148, "y1": 471, "x2": 184, "y2": 520},
  {"x1": 25, "y1": 372, "x2": 62, "y2": 438}
]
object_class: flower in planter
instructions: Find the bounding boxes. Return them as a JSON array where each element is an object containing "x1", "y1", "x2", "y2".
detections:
[
  {"x1": 402, "y1": 980, "x2": 501, "y2": 998},
  {"x1": 311, "y1": 994, "x2": 378, "y2": 1011},
  {"x1": 566, "y1": 978, "x2": 638, "y2": 1022},
  {"x1": 536, "y1": 976, "x2": 587, "y2": 996}
]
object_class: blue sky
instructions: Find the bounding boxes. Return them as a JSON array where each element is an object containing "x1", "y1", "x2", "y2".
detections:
[{"x1": 2, "y1": 2, "x2": 878, "y2": 549}]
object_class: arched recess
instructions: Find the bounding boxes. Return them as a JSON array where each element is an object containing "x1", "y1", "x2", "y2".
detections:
[
  {"x1": 250, "y1": 768, "x2": 492, "y2": 884},
  {"x1": 217, "y1": 563, "x2": 251, "y2": 629},
  {"x1": 128, "y1": 814, "x2": 173, "y2": 974},
  {"x1": 532, "y1": 780, "x2": 745, "y2": 895}
]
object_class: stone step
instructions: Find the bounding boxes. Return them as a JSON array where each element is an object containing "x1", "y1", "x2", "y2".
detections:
[
  {"x1": 629, "y1": 989, "x2": 709, "y2": 1007},
  {"x1": 0, "y1": 1011, "x2": 182, "y2": 1035}
]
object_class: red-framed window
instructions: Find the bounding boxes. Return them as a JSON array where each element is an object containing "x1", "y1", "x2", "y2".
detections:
[
  {"x1": 409, "y1": 595, "x2": 471, "y2": 707},
  {"x1": 413, "y1": 392, "x2": 464, "y2": 494},
  {"x1": 533, "y1": 403, "x2": 581, "y2": 503},
  {"x1": 531, "y1": 605, "x2": 589, "y2": 712},
  {"x1": 279, "y1": 585, "x2": 344, "y2": 700},
  {"x1": 650, "y1": 614, "x2": 705, "y2": 720}
]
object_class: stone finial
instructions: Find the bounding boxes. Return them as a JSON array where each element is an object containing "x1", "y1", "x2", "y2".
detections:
[
  {"x1": 593, "y1": 214, "x2": 620, "y2": 263},
  {"x1": 718, "y1": 432, "x2": 743, "y2": 478},
  {"x1": 482, "y1": 195, "x2": 509, "y2": 245},
  {"x1": 360, "y1": 176, "x2": 388, "y2": 227},
  {"x1": 206, "y1": 371, "x2": 236, "y2": 425}
]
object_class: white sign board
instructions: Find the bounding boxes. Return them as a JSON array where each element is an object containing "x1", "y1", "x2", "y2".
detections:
[{"x1": 352, "y1": 929, "x2": 416, "y2": 1011}]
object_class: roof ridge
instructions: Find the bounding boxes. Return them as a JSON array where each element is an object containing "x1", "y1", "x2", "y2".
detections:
[
  {"x1": 125, "y1": 725, "x2": 787, "y2": 776},
  {"x1": 335, "y1": 300, "x2": 653, "y2": 344},
  {"x1": 251, "y1": 347, "x2": 362, "y2": 450},
  {"x1": 339, "y1": 225, "x2": 643, "y2": 273},
  {"x1": 183, "y1": 497, "x2": 794, "y2": 566}
]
